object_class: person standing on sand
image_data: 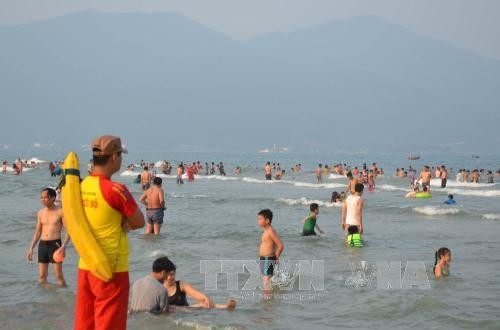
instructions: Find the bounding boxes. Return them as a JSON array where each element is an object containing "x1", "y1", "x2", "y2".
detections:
[
  {"x1": 140, "y1": 177, "x2": 166, "y2": 235},
  {"x1": 27, "y1": 188, "x2": 70, "y2": 287},
  {"x1": 74, "y1": 135, "x2": 144, "y2": 330}
]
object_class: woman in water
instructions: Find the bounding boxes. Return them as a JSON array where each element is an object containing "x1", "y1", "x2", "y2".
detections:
[
  {"x1": 434, "y1": 247, "x2": 451, "y2": 279},
  {"x1": 163, "y1": 259, "x2": 236, "y2": 309}
]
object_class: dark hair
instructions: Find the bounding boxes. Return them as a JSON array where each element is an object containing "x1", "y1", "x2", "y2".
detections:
[
  {"x1": 448, "y1": 194, "x2": 453, "y2": 199},
  {"x1": 347, "y1": 225, "x2": 359, "y2": 235},
  {"x1": 153, "y1": 177, "x2": 162, "y2": 186},
  {"x1": 258, "y1": 209, "x2": 273, "y2": 223},
  {"x1": 433, "y1": 247, "x2": 450, "y2": 274},
  {"x1": 144, "y1": 166, "x2": 149, "y2": 171},
  {"x1": 152, "y1": 257, "x2": 176, "y2": 273},
  {"x1": 41, "y1": 187, "x2": 57, "y2": 199},
  {"x1": 93, "y1": 154, "x2": 112, "y2": 166},
  {"x1": 423, "y1": 186, "x2": 428, "y2": 192},
  {"x1": 354, "y1": 183, "x2": 364, "y2": 193},
  {"x1": 310, "y1": 203, "x2": 319, "y2": 212},
  {"x1": 347, "y1": 172, "x2": 353, "y2": 178}
]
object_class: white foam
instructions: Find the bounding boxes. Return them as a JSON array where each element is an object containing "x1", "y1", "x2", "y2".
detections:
[
  {"x1": 242, "y1": 177, "x2": 279, "y2": 184},
  {"x1": 276, "y1": 197, "x2": 341, "y2": 208},
  {"x1": 328, "y1": 174, "x2": 346, "y2": 180},
  {"x1": 284, "y1": 180, "x2": 345, "y2": 189},
  {"x1": 149, "y1": 250, "x2": 168, "y2": 258},
  {"x1": 120, "y1": 170, "x2": 140, "y2": 177},
  {"x1": 482, "y1": 214, "x2": 500, "y2": 220},
  {"x1": 430, "y1": 178, "x2": 495, "y2": 188},
  {"x1": 446, "y1": 188, "x2": 500, "y2": 197},
  {"x1": 379, "y1": 184, "x2": 408, "y2": 192},
  {"x1": 26, "y1": 157, "x2": 48, "y2": 164},
  {"x1": 413, "y1": 206, "x2": 462, "y2": 216},
  {"x1": 202, "y1": 175, "x2": 238, "y2": 181}
]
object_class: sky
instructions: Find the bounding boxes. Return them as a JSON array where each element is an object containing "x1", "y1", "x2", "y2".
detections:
[{"x1": 1, "y1": 0, "x2": 500, "y2": 60}]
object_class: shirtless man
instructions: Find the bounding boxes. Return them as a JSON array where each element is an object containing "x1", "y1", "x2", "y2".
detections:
[
  {"x1": 257, "y1": 209, "x2": 283, "y2": 293},
  {"x1": 2, "y1": 161, "x2": 7, "y2": 175},
  {"x1": 419, "y1": 166, "x2": 431, "y2": 191},
  {"x1": 316, "y1": 164, "x2": 323, "y2": 183},
  {"x1": 346, "y1": 172, "x2": 359, "y2": 195},
  {"x1": 141, "y1": 166, "x2": 152, "y2": 191},
  {"x1": 27, "y1": 188, "x2": 70, "y2": 287},
  {"x1": 140, "y1": 177, "x2": 166, "y2": 235},
  {"x1": 440, "y1": 165, "x2": 448, "y2": 188},
  {"x1": 265, "y1": 162, "x2": 272, "y2": 180}
]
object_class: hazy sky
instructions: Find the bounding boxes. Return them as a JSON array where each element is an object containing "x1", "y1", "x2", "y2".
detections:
[{"x1": 1, "y1": 0, "x2": 499, "y2": 60}]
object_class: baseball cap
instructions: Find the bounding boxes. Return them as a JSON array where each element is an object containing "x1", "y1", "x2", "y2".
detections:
[{"x1": 91, "y1": 135, "x2": 128, "y2": 156}]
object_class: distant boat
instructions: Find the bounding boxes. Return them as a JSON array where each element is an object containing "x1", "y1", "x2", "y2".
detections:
[
  {"x1": 408, "y1": 153, "x2": 420, "y2": 161},
  {"x1": 472, "y1": 155, "x2": 480, "y2": 159},
  {"x1": 258, "y1": 148, "x2": 270, "y2": 153}
]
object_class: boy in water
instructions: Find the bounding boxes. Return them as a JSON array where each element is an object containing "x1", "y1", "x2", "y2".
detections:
[
  {"x1": 140, "y1": 177, "x2": 166, "y2": 235},
  {"x1": 316, "y1": 164, "x2": 323, "y2": 183},
  {"x1": 257, "y1": 209, "x2": 283, "y2": 292},
  {"x1": 301, "y1": 203, "x2": 324, "y2": 236},
  {"x1": 27, "y1": 188, "x2": 70, "y2": 287},
  {"x1": 341, "y1": 183, "x2": 364, "y2": 234}
]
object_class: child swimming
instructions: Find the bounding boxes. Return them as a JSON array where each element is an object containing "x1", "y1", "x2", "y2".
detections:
[
  {"x1": 257, "y1": 209, "x2": 284, "y2": 293},
  {"x1": 301, "y1": 203, "x2": 324, "y2": 236},
  {"x1": 434, "y1": 247, "x2": 451, "y2": 279}
]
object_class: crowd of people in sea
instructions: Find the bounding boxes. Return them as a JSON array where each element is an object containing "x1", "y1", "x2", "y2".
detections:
[{"x1": 2, "y1": 138, "x2": 498, "y2": 328}]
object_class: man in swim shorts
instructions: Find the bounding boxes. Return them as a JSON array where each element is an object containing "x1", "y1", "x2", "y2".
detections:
[
  {"x1": 265, "y1": 162, "x2": 272, "y2": 180},
  {"x1": 140, "y1": 177, "x2": 166, "y2": 235},
  {"x1": 419, "y1": 166, "x2": 431, "y2": 191},
  {"x1": 141, "y1": 166, "x2": 152, "y2": 191},
  {"x1": 75, "y1": 135, "x2": 145, "y2": 330},
  {"x1": 27, "y1": 187, "x2": 70, "y2": 287},
  {"x1": 258, "y1": 209, "x2": 283, "y2": 293}
]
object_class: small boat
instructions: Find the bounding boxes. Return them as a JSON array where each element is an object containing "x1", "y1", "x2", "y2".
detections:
[
  {"x1": 472, "y1": 155, "x2": 479, "y2": 159},
  {"x1": 408, "y1": 153, "x2": 420, "y2": 161},
  {"x1": 258, "y1": 148, "x2": 270, "y2": 153}
]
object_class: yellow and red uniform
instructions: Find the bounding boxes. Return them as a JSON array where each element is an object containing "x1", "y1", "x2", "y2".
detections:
[{"x1": 75, "y1": 174, "x2": 137, "y2": 330}]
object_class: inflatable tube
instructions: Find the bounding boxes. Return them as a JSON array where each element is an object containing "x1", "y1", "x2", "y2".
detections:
[
  {"x1": 416, "y1": 192, "x2": 432, "y2": 199},
  {"x1": 61, "y1": 152, "x2": 113, "y2": 282}
]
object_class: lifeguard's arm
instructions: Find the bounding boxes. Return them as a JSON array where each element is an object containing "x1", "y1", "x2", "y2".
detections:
[
  {"x1": 181, "y1": 281, "x2": 212, "y2": 308},
  {"x1": 127, "y1": 208, "x2": 145, "y2": 230},
  {"x1": 27, "y1": 212, "x2": 42, "y2": 261},
  {"x1": 159, "y1": 189, "x2": 165, "y2": 208},
  {"x1": 270, "y1": 229, "x2": 284, "y2": 260},
  {"x1": 341, "y1": 201, "x2": 347, "y2": 229}
]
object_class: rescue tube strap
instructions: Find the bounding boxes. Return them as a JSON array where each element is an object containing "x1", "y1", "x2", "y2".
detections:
[{"x1": 64, "y1": 168, "x2": 80, "y2": 177}]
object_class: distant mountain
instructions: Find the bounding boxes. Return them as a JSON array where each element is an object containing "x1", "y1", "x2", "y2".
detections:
[{"x1": 0, "y1": 11, "x2": 498, "y2": 152}]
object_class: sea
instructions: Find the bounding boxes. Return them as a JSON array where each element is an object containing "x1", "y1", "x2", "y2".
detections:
[{"x1": 0, "y1": 150, "x2": 499, "y2": 329}]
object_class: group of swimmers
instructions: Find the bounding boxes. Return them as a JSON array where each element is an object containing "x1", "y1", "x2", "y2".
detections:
[
  {"x1": 2, "y1": 158, "x2": 35, "y2": 175},
  {"x1": 24, "y1": 138, "x2": 457, "y2": 329}
]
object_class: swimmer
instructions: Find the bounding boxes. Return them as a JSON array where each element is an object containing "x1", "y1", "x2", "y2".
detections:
[
  {"x1": 162, "y1": 257, "x2": 236, "y2": 309},
  {"x1": 257, "y1": 209, "x2": 283, "y2": 293},
  {"x1": 141, "y1": 166, "x2": 152, "y2": 191},
  {"x1": 346, "y1": 172, "x2": 359, "y2": 195},
  {"x1": 316, "y1": 164, "x2": 323, "y2": 183},
  {"x1": 434, "y1": 247, "x2": 451, "y2": 279},
  {"x1": 331, "y1": 191, "x2": 340, "y2": 203},
  {"x1": 176, "y1": 164, "x2": 184, "y2": 184},
  {"x1": 27, "y1": 188, "x2": 70, "y2": 287},
  {"x1": 405, "y1": 186, "x2": 419, "y2": 198},
  {"x1": 301, "y1": 203, "x2": 324, "y2": 236},
  {"x1": 265, "y1": 162, "x2": 272, "y2": 180},
  {"x1": 140, "y1": 177, "x2": 166, "y2": 235},
  {"x1": 2, "y1": 160, "x2": 7, "y2": 175},
  {"x1": 418, "y1": 166, "x2": 431, "y2": 192},
  {"x1": 130, "y1": 257, "x2": 170, "y2": 313},
  {"x1": 444, "y1": 194, "x2": 456, "y2": 205},
  {"x1": 341, "y1": 183, "x2": 364, "y2": 234},
  {"x1": 440, "y1": 166, "x2": 448, "y2": 188},
  {"x1": 345, "y1": 225, "x2": 363, "y2": 247}
]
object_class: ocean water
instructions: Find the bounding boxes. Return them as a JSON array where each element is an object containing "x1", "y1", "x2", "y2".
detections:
[{"x1": 1, "y1": 150, "x2": 499, "y2": 329}]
